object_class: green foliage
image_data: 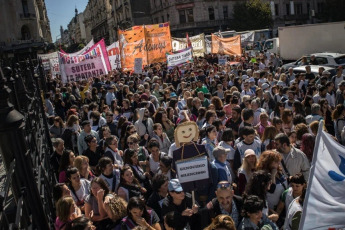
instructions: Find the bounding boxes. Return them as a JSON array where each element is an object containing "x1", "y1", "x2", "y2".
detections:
[
  {"x1": 232, "y1": 0, "x2": 273, "y2": 31},
  {"x1": 318, "y1": 0, "x2": 345, "y2": 22}
]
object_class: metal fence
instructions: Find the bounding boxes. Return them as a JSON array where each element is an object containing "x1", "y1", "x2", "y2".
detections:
[{"x1": 0, "y1": 59, "x2": 56, "y2": 229}]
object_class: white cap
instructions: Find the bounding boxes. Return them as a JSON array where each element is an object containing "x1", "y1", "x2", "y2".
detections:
[
  {"x1": 242, "y1": 75, "x2": 249, "y2": 80},
  {"x1": 249, "y1": 77, "x2": 255, "y2": 83}
]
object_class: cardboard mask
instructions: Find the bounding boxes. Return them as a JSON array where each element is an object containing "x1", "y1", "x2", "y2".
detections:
[{"x1": 174, "y1": 121, "x2": 199, "y2": 148}]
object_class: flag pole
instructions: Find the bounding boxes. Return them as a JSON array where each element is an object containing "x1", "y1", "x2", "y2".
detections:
[{"x1": 299, "y1": 120, "x2": 324, "y2": 230}]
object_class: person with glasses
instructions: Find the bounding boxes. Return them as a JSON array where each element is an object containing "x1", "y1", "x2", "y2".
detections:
[
  {"x1": 202, "y1": 181, "x2": 243, "y2": 229},
  {"x1": 161, "y1": 179, "x2": 200, "y2": 230}
]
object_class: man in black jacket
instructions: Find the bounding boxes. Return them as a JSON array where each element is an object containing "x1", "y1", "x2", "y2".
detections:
[{"x1": 201, "y1": 181, "x2": 243, "y2": 229}]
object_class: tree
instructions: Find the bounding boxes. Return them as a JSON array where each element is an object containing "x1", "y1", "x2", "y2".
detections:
[{"x1": 232, "y1": 0, "x2": 273, "y2": 31}]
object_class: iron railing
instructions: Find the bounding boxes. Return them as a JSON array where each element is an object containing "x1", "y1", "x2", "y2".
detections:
[{"x1": 0, "y1": 59, "x2": 56, "y2": 229}]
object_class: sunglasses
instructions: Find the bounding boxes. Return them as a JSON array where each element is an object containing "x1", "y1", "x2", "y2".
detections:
[
  {"x1": 128, "y1": 141, "x2": 138, "y2": 145},
  {"x1": 217, "y1": 182, "x2": 232, "y2": 189},
  {"x1": 172, "y1": 190, "x2": 183, "y2": 194}
]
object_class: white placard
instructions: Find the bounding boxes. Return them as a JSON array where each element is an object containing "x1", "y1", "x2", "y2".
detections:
[
  {"x1": 167, "y1": 48, "x2": 193, "y2": 67},
  {"x1": 176, "y1": 156, "x2": 209, "y2": 184},
  {"x1": 218, "y1": 55, "x2": 227, "y2": 65},
  {"x1": 134, "y1": 58, "x2": 143, "y2": 74}
]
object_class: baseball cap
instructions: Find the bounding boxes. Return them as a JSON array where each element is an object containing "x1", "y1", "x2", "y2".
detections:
[
  {"x1": 242, "y1": 75, "x2": 249, "y2": 80},
  {"x1": 81, "y1": 120, "x2": 90, "y2": 127},
  {"x1": 140, "y1": 93, "x2": 149, "y2": 101},
  {"x1": 170, "y1": 92, "x2": 177, "y2": 98},
  {"x1": 244, "y1": 149, "x2": 256, "y2": 158},
  {"x1": 168, "y1": 179, "x2": 183, "y2": 192},
  {"x1": 261, "y1": 83, "x2": 270, "y2": 90},
  {"x1": 338, "y1": 80, "x2": 345, "y2": 87},
  {"x1": 249, "y1": 77, "x2": 255, "y2": 83}
]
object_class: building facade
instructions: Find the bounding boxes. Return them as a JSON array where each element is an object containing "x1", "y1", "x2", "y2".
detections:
[
  {"x1": 67, "y1": 9, "x2": 87, "y2": 45},
  {"x1": 150, "y1": 0, "x2": 236, "y2": 37},
  {"x1": 149, "y1": 0, "x2": 326, "y2": 37},
  {"x1": 0, "y1": 0, "x2": 52, "y2": 57},
  {"x1": 83, "y1": 0, "x2": 115, "y2": 45}
]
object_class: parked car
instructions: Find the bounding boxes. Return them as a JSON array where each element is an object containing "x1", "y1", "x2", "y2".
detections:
[
  {"x1": 292, "y1": 65, "x2": 337, "y2": 76},
  {"x1": 282, "y1": 53, "x2": 345, "y2": 71}
]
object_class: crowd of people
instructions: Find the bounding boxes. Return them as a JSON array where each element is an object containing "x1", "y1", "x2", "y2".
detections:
[{"x1": 47, "y1": 51, "x2": 345, "y2": 230}]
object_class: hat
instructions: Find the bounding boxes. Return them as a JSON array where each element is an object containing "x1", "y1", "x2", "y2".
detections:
[
  {"x1": 140, "y1": 93, "x2": 149, "y2": 101},
  {"x1": 249, "y1": 77, "x2": 255, "y2": 83},
  {"x1": 338, "y1": 80, "x2": 345, "y2": 87},
  {"x1": 244, "y1": 149, "x2": 256, "y2": 158},
  {"x1": 261, "y1": 83, "x2": 270, "y2": 90},
  {"x1": 242, "y1": 75, "x2": 249, "y2": 80},
  {"x1": 168, "y1": 179, "x2": 183, "y2": 192},
  {"x1": 277, "y1": 81, "x2": 285, "y2": 87},
  {"x1": 322, "y1": 70, "x2": 330, "y2": 75},
  {"x1": 170, "y1": 92, "x2": 177, "y2": 97},
  {"x1": 81, "y1": 120, "x2": 90, "y2": 127},
  {"x1": 144, "y1": 77, "x2": 151, "y2": 82},
  {"x1": 213, "y1": 146, "x2": 229, "y2": 159}
]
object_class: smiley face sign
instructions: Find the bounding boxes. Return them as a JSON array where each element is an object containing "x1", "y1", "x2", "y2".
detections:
[{"x1": 174, "y1": 121, "x2": 199, "y2": 148}]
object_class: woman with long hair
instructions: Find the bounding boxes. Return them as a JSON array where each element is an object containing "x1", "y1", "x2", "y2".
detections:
[
  {"x1": 302, "y1": 95, "x2": 313, "y2": 116},
  {"x1": 66, "y1": 167, "x2": 90, "y2": 211},
  {"x1": 300, "y1": 133, "x2": 315, "y2": 163},
  {"x1": 104, "y1": 195, "x2": 128, "y2": 229},
  {"x1": 272, "y1": 117, "x2": 284, "y2": 134},
  {"x1": 196, "y1": 107, "x2": 207, "y2": 130},
  {"x1": 96, "y1": 157, "x2": 121, "y2": 193},
  {"x1": 269, "y1": 101, "x2": 285, "y2": 121},
  {"x1": 59, "y1": 150, "x2": 76, "y2": 183},
  {"x1": 50, "y1": 116, "x2": 66, "y2": 138},
  {"x1": 256, "y1": 151, "x2": 287, "y2": 213},
  {"x1": 261, "y1": 126, "x2": 278, "y2": 151},
  {"x1": 319, "y1": 98, "x2": 335, "y2": 136},
  {"x1": 122, "y1": 99, "x2": 134, "y2": 121},
  {"x1": 292, "y1": 101, "x2": 305, "y2": 117},
  {"x1": 121, "y1": 197, "x2": 161, "y2": 230},
  {"x1": 73, "y1": 156, "x2": 94, "y2": 181},
  {"x1": 118, "y1": 166, "x2": 146, "y2": 202},
  {"x1": 255, "y1": 112, "x2": 271, "y2": 138},
  {"x1": 85, "y1": 177, "x2": 113, "y2": 228},
  {"x1": 211, "y1": 96, "x2": 224, "y2": 111},
  {"x1": 55, "y1": 196, "x2": 81, "y2": 230},
  {"x1": 281, "y1": 109, "x2": 294, "y2": 134},
  {"x1": 237, "y1": 149, "x2": 257, "y2": 196},
  {"x1": 151, "y1": 123, "x2": 171, "y2": 154},
  {"x1": 332, "y1": 104, "x2": 345, "y2": 144},
  {"x1": 63, "y1": 115, "x2": 80, "y2": 153},
  {"x1": 154, "y1": 111, "x2": 175, "y2": 143},
  {"x1": 202, "y1": 110, "x2": 217, "y2": 128},
  {"x1": 201, "y1": 125, "x2": 218, "y2": 162}
]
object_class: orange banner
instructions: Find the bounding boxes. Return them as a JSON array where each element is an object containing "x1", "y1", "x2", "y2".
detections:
[
  {"x1": 118, "y1": 26, "x2": 147, "y2": 69},
  {"x1": 118, "y1": 23, "x2": 172, "y2": 69},
  {"x1": 211, "y1": 34, "x2": 242, "y2": 56},
  {"x1": 145, "y1": 23, "x2": 172, "y2": 64}
]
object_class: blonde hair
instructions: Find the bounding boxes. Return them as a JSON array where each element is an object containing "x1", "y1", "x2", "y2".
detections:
[
  {"x1": 74, "y1": 156, "x2": 89, "y2": 174},
  {"x1": 56, "y1": 196, "x2": 74, "y2": 222},
  {"x1": 105, "y1": 195, "x2": 128, "y2": 221},
  {"x1": 204, "y1": 214, "x2": 236, "y2": 230}
]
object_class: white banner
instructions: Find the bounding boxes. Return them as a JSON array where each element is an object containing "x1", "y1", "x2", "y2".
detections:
[
  {"x1": 299, "y1": 122, "x2": 345, "y2": 230},
  {"x1": 218, "y1": 55, "x2": 227, "y2": 65},
  {"x1": 176, "y1": 156, "x2": 209, "y2": 184},
  {"x1": 172, "y1": 33, "x2": 206, "y2": 57},
  {"x1": 167, "y1": 48, "x2": 193, "y2": 67},
  {"x1": 49, "y1": 57, "x2": 60, "y2": 78},
  {"x1": 240, "y1": 31, "x2": 255, "y2": 44},
  {"x1": 107, "y1": 41, "x2": 121, "y2": 70},
  {"x1": 134, "y1": 58, "x2": 142, "y2": 74},
  {"x1": 61, "y1": 39, "x2": 95, "y2": 56},
  {"x1": 59, "y1": 42, "x2": 108, "y2": 83},
  {"x1": 38, "y1": 52, "x2": 58, "y2": 71}
]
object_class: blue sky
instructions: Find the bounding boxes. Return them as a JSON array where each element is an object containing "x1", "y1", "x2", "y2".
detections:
[{"x1": 46, "y1": 0, "x2": 88, "y2": 42}]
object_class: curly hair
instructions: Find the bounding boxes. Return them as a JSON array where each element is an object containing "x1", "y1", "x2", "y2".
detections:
[
  {"x1": 204, "y1": 214, "x2": 236, "y2": 230},
  {"x1": 257, "y1": 150, "x2": 282, "y2": 173},
  {"x1": 105, "y1": 195, "x2": 128, "y2": 221},
  {"x1": 244, "y1": 170, "x2": 271, "y2": 206},
  {"x1": 300, "y1": 133, "x2": 315, "y2": 162},
  {"x1": 295, "y1": 123, "x2": 309, "y2": 140}
]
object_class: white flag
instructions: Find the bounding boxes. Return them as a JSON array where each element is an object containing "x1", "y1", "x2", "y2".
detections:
[{"x1": 299, "y1": 121, "x2": 345, "y2": 230}]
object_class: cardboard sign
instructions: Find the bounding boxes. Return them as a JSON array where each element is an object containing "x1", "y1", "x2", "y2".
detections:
[
  {"x1": 176, "y1": 156, "x2": 209, "y2": 184},
  {"x1": 218, "y1": 55, "x2": 227, "y2": 65},
  {"x1": 134, "y1": 58, "x2": 143, "y2": 74}
]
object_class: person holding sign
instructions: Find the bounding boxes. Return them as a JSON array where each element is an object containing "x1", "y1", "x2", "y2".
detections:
[{"x1": 161, "y1": 179, "x2": 200, "y2": 230}]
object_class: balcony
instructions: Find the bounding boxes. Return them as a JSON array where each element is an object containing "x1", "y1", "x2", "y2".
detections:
[
  {"x1": 175, "y1": 0, "x2": 194, "y2": 5},
  {"x1": 20, "y1": 13, "x2": 36, "y2": 19},
  {"x1": 170, "y1": 19, "x2": 228, "y2": 31}
]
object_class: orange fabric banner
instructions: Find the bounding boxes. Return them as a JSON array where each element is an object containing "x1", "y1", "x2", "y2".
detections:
[
  {"x1": 118, "y1": 23, "x2": 172, "y2": 69},
  {"x1": 211, "y1": 34, "x2": 242, "y2": 56},
  {"x1": 118, "y1": 26, "x2": 147, "y2": 69},
  {"x1": 144, "y1": 23, "x2": 172, "y2": 64}
]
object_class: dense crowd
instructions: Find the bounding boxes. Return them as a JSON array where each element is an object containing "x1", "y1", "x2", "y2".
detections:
[{"x1": 47, "y1": 52, "x2": 345, "y2": 230}]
